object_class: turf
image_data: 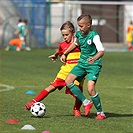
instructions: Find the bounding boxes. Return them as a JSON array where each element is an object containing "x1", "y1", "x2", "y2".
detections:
[{"x1": 0, "y1": 49, "x2": 132, "y2": 133}]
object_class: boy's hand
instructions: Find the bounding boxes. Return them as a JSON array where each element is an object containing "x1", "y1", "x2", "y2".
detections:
[
  {"x1": 60, "y1": 54, "x2": 66, "y2": 64},
  {"x1": 88, "y1": 57, "x2": 95, "y2": 64},
  {"x1": 48, "y1": 54, "x2": 58, "y2": 62}
]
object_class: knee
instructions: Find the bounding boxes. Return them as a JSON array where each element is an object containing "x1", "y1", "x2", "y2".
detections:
[
  {"x1": 65, "y1": 78, "x2": 70, "y2": 85},
  {"x1": 88, "y1": 89, "x2": 96, "y2": 96},
  {"x1": 65, "y1": 75, "x2": 72, "y2": 85},
  {"x1": 66, "y1": 82, "x2": 75, "y2": 89},
  {"x1": 65, "y1": 73, "x2": 76, "y2": 85}
]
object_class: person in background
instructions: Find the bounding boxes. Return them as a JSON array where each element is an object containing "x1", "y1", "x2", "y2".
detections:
[
  {"x1": 60, "y1": 14, "x2": 106, "y2": 120},
  {"x1": 5, "y1": 38, "x2": 26, "y2": 51},
  {"x1": 23, "y1": 19, "x2": 28, "y2": 46},
  {"x1": 5, "y1": 18, "x2": 30, "y2": 51},
  {"x1": 126, "y1": 20, "x2": 133, "y2": 52},
  {"x1": 14, "y1": 18, "x2": 26, "y2": 48},
  {"x1": 25, "y1": 21, "x2": 92, "y2": 117}
]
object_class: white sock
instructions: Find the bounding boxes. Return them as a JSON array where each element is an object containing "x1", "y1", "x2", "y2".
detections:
[
  {"x1": 97, "y1": 111, "x2": 105, "y2": 116},
  {"x1": 83, "y1": 99, "x2": 90, "y2": 106}
]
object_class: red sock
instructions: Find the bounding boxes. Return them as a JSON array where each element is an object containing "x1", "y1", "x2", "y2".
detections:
[
  {"x1": 33, "y1": 89, "x2": 49, "y2": 102},
  {"x1": 74, "y1": 100, "x2": 82, "y2": 110}
]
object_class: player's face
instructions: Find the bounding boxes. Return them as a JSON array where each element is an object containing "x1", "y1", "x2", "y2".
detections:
[
  {"x1": 61, "y1": 29, "x2": 73, "y2": 43},
  {"x1": 77, "y1": 19, "x2": 91, "y2": 36}
]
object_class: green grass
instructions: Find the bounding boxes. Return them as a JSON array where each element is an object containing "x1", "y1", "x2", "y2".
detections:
[{"x1": 0, "y1": 49, "x2": 133, "y2": 133}]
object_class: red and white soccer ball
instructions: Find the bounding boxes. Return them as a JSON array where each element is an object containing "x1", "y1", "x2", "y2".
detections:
[{"x1": 30, "y1": 102, "x2": 46, "y2": 117}]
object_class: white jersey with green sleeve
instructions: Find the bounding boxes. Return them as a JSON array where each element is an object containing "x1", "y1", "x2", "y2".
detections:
[
  {"x1": 18, "y1": 23, "x2": 26, "y2": 40},
  {"x1": 74, "y1": 30, "x2": 104, "y2": 66}
]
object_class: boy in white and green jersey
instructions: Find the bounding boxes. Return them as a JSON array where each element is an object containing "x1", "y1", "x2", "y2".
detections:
[
  {"x1": 18, "y1": 23, "x2": 26, "y2": 41},
  {"x1": 60, "y1": 14, "x2": 106, "y2": 120},
  {"x1": 14, "y1": 19, "x2": 27, "y2": 50}
]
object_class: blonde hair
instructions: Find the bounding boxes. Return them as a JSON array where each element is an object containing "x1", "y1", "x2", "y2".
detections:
[
  {"x1": 77, "y1": 14, "x2": 92, "y2": 24},
  {"x1": 60, "y1": 21, "x2": 75, "y2": 33}
]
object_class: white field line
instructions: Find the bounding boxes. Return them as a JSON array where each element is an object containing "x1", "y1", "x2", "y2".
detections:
[
  {"x1": 0, "y1": 84, "x2": 15, "y2": 92},
  {"x1": 98, "y1": 86, "x2": 133, "y2": 89},
  {"x1": 0, "y1": 84, "x2": 132, "y2": 93}
]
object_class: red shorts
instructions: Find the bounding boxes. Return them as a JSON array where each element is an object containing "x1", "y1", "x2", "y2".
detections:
[
  {"x1": 50, "y1": 78, "x2": 66, "y2": 90},
  {"x1": 50, "y1": 78, "x2": 83, "y2": 98}
]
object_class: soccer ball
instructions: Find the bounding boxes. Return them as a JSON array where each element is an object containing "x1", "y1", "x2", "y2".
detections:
[{"x1": 30, "y1": 102, "x2": 46, "y2": 117}]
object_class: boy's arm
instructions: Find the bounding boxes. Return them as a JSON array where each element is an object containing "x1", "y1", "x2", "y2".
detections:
[
  {"x1": 88, "y1": 35, "x2": 104, "y2": 64},
  {"x1": 60, "y1": 43, "x2": 77, "y2": 64},
  {"x1": 88, "y1": 51, "x2": 104, "y2": 64}
]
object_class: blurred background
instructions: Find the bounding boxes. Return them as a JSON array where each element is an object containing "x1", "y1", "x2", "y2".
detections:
[{"x1": 0, "y1": 0, "x2": 133, "y2": 51}]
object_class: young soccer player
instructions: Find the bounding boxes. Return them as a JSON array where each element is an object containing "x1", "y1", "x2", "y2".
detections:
[
  {"x1": 60, "y1": 14, "x2": 106, "y2": 120},
  {"x1": 5, "y1": 38, "x2": 26, "y2": 51},
  {"x1": 126, "y1": 20, "x2": 133, "y2": 52},
  {"x1": 25, "y1": 21, "x2": 93, "y2": 117},
  {"x1": 23, "y1": 19, "x2": 28, "y2": 46},
  {"x1": 14, "y1": 18, "x2": 27, "y2": 47}
]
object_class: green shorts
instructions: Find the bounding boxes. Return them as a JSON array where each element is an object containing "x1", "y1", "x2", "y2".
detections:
[
  {"x1": 9, "y1": 45, "x2": 16, "y2": 50},
  {"x1": 70, "y1": 62, "x2": 102, "y2": 82}
]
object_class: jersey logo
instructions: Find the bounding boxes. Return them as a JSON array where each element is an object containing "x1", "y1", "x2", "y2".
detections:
[{"x1": 87, "y1": 39, "x2": 92, "y2": 45}]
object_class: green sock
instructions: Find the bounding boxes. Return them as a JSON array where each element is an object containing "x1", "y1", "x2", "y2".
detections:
[
  {"x1": 67, "y1": 83, "x2": 86, "y2": 102},
  {"x1": 90, "y1": 93, "x2": 102, "y2": 112}
]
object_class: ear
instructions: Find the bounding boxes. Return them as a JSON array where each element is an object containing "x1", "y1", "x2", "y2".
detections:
[
  {"x1": 87, "y1": 23, "x2": 91, "y2": 28},
  {"x1": 73, "y1": 30, "x2": 75, "y2": 34}
]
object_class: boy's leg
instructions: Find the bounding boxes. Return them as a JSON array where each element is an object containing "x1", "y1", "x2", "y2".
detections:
[
  {"x1": 72, "y1": 78, "x2": 84, "y2": 117},
  {"x1": 73, "y1": 98, "x2": 82, "y2": 117},
  {"x1": 25, "y1": 78, "x2": 65, "y2": 110},
  {"x1": 67, "y1": 82, "x2": 93, "y2": 116},
  {"x1": 66, "y1": 65, "x2": 93, "y2": 116},
  {"x1": 25, "y1": 89, "x2": 49, "y2": 110},
  {"x1": 87, "y1": 66, "x2": 106, "y2": 120},
  {"x1": 88, "y1": 81, "x2": 106, "y2": 120},
  {"x1": 25, "y1": 84, "x2": 56, "y2": 110},
  {"x1": 65, "y1": 86, "x2": 82, "y2": 117},
  {"x1": 73, "y1": 83, "x2": 83, "y2": 117},
  {"x1": 90, "y1": 92, "x2": 102, "y2": 112},
  {"x1": 87, "y1": 82, "x2": 106, "y2": 120},
  {"x1": 90, "y1": 93, "x2": 106, "y2": 120}
]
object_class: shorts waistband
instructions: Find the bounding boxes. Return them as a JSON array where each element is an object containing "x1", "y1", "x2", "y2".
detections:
[{"x1": 66, "y1": 59, "x2": 78, "y2": 64}]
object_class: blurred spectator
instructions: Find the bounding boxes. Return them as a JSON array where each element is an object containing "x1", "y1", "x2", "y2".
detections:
[
  {"x1": 23, "y1": 19, "x2": 28, "y2": 46},
  {"x1": 5, "y1": 38, "x2": 26, "y2": 51},
  {"x1": 126, "y1": 20, "x2": 133, "y2": 52},
  {"x1": 6, "y1": 18, "x2": 31, "y2": 51}
]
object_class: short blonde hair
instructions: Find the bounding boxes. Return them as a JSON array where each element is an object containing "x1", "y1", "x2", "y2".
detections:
[
  {"x1": 60, "y1": 21, "x2": 75, "y2": 33},
  {"x1": 77, "y1": 14, "x2": 92, "y2": 24}
]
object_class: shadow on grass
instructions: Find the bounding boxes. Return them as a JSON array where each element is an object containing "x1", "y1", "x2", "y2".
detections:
[
  {"x1": 88, "y1": 112, "x2": 133, "y2": 119},
  {"x1": 31, "y1": 116, "x2": 51, "y2": 119},
  {"x1": 49, "y1": 112, "x2": 133, "y2": 119}
]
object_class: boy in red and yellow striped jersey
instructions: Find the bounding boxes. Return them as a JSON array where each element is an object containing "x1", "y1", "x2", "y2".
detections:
[
  {"x1": 25, "y1": 21, "x2": 92, "y2": 117},
  {"x1": 126, "y1": 21, "x2": 133, "y2": 52}
]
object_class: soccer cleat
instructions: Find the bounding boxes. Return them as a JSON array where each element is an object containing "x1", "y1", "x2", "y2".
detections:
[
  {"x1": 73, "y1": 100, "x2": 82, "y2": 117},
  {"x1": 96, "y1": 112, "x2": 106, "y2": 120},
  {"x1": 74, "y1": 109, "x2": 81, "y2": 117},
  {"x1": 83, "y1": 102, "x2": 93, "y2": 116},
  {"x1": 25, "y1": 101, "x2": 35, "y2": 110}
]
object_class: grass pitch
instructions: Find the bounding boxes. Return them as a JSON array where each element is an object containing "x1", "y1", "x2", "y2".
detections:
[{"x1": 0, "y1": 49, "x2": 132, "y2": 133}]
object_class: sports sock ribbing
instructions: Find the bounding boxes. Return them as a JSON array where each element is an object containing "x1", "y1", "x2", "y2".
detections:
[
  {"x1": 74, "y1": 99, "x2": 82, "y2": 110},
  {"x1": 90, "y1": 92, "x2": 102, "y2": 112}
]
